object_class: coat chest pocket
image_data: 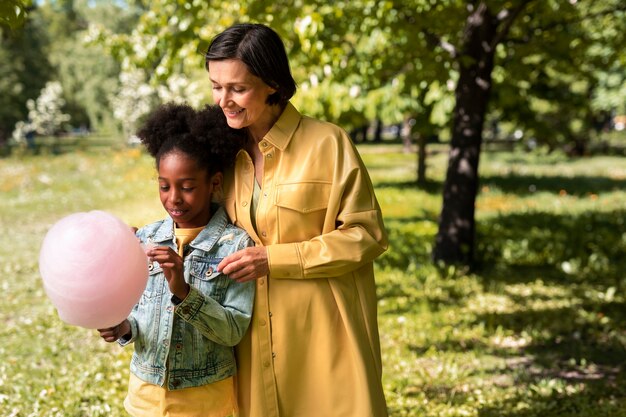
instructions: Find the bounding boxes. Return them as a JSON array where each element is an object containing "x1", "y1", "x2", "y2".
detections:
[
  {"x1": 188, "y1": 257, "x2": 229, "y2": 300},
  {"x1": 275, "y1": 182, "x2": 331, "y2": 241}
]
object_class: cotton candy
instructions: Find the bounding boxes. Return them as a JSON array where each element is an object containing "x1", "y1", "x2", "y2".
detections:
[{"x1": 39, "y1": 210, "x2": 148, "y2": 329}]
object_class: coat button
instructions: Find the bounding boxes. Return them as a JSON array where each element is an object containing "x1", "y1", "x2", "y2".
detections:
[
  {"x1": 148, "y1": 264, "x2": 154, "y2": 271},
  {"x1": 205, "y1": 268, "x2": 213, "y2": 277},
  {"x1": 259, "y1": 319, "x2": 266, "y2": 326},
  {"x1": 242, "y1": 201, "x2": 248, "y2": 207}
]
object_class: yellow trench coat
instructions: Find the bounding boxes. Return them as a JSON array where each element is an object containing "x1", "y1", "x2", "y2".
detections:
[{"x1": 223, "y1": 103, "x2": 389, "y2": 417}]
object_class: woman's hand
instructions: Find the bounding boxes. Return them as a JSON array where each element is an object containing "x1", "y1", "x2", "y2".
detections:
[
  {"x1": 147, "y1": 246, "x2": 189, "y2": 300},
  {"x1": 217, "y1": 246, "x2": 269, "y2": 283},
  {"x1": 97, "y1": 319, "x2": 131, "y2": 342}
]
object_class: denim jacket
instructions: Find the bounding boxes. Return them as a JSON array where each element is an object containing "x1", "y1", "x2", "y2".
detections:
[{"x1": 119, "y1": 206, "x2": 255, "y2": 390}]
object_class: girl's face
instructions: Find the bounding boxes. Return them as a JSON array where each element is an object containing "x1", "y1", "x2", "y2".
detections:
[
  {"x1": 208, "y1": 59, "x2": 278, "y2": 139},
  {"x1": 157, "y1": 151, "x2": 222, "y2": 229}
]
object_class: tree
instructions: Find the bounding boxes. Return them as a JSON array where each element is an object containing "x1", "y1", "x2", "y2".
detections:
[
  {"x1": 93, "y1": 0, "x2": 626, "y2": 267},
  {"x1": 432, "y1": 2, "x2": 531, "y2": 265},
  {"x1": 432, "y1": 0, "x2": 626, "y2": 265},
  {"x1": 12, "y1": 81, "x2": 70, "y2": 146},
  {"x1": 0, "y1": 4, "x2": 51, "y2": 145}
]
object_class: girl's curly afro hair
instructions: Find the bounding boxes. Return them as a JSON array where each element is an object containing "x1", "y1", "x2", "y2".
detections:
[{"x1": 136, "y1": 102, "x2": 247, "y2": 176}]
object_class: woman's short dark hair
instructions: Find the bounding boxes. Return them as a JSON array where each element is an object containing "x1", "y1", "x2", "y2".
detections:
[{"x1": 205, "y1": 23, "x2": 297, "y2": 106}]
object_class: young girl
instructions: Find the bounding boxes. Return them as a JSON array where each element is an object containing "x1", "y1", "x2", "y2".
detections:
[{"x1": 97, "y1": 103, "x2": 254, "y2": 417}]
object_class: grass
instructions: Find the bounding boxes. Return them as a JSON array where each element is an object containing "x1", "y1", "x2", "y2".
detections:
[{"x1": 1, "y1": 143, "x2": 625, "y2": 416}]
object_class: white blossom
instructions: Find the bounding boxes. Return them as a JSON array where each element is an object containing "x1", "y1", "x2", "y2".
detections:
[
  {"x1": 11, "y1": 82, "x2": 70, "y2": 143},
  {"x1": 109, "y1": 68, "x2": 157, "y2": 139},
  {"x1": 156, "y1": 74, "x2": 205, "y2": 108}
]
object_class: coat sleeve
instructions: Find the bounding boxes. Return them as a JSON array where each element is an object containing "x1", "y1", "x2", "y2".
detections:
[{"x1": 266, "y1": 132, "x2": 388, "y2": 279}]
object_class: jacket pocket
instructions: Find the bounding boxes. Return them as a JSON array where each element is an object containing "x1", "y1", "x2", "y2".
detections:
[
  {"x1": 188, "y1": 257, "x2": 229, "y2": 301},
  {"x1": 275, "y1": 182, "x2": 331, "y2": 241}
]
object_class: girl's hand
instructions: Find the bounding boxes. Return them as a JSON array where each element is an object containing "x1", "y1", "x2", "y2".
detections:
[
  {"x1": 98, "y1": 319, "x2": 131, "y2": 342},
  {"x1": 217, "y1": 246, "x2": 269, "y2": 283},
  {"x1": 147, "y1": 246, "x2": 189, "y2": 300}
]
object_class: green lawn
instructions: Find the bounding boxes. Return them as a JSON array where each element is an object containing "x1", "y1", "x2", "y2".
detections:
[{"x1": 1, "y1": 144, "x2": 625, "y2": 416}]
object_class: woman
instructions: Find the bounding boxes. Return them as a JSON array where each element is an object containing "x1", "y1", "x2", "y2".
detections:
[{"x1": 208, "y1": 23, "x2": 389, "y2": 417}]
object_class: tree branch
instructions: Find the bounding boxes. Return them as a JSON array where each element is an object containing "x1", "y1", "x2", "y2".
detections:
[
  {"x1": 491, "y1": 0, "x2": 534, "y2": 49},
  {"x1": 422, "y1": 29, "x2": 458, "y2": 59}
]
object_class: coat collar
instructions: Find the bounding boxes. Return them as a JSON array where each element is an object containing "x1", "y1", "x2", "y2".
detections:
[
  {"x1": 263, "y1": 102, "x2": 301, "y2": 151},
  {"x1": 150, "y1": 205, "x2": 229, "y2": 253}
]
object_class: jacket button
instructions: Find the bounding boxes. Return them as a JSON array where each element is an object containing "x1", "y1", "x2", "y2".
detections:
[
  {"x1": 148, "y1": 264, "x2": 154, "y2": 271},
  {"x1": 205, "y1": 268, "x2": 213, "y2": 277},
  {"x1": 181, "y1": 306, "x2": 190, "y2": 314},
  {"x1": 242, "y1": 201, "x2": 248, "y2": 207},
  {"x1": 259, "y1": 319, "x2": 266, "y2": 326},
  {"x1": 171, "y1": 379, "x2": 180, "y2": 387},
  {"x1": 259, "y1": 279, "x2": 264, "y2": 286}
]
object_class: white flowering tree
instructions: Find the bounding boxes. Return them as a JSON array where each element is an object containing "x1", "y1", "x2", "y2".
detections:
[
  {"x1": 109, "y1": 63, "x2": 157, "y2": 142},
  {"x1": 12, "y1": 81, "x2": 70, "y2": 145},
  {"x1": 156, "y1": 74, "x2": 205, "y2": 108}
]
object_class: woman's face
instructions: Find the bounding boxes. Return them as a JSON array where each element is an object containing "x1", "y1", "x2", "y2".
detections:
[
  {"x1": 208, "y1": 59, "x2": 277, "y2": 136},
  {"x1": 157, "y1": 151, "x2": 221, "y2": 229}
]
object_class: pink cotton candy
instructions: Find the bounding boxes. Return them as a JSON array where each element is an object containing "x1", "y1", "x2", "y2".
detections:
[{"x1": 39, "y1": 210, "x2": 148, "y2": 329}]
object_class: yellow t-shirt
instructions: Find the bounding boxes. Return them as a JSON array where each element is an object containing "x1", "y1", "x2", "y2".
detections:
[{"x1": 124, "y1": 225, "x2": 237, "y2": 417}]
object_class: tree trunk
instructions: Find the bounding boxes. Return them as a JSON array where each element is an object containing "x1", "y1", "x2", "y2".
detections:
[
  {"x1": 373, "y1": 118, "x2": 383, "y2": 142},
  {"x1": 417, "y1": 133, "x2": 427, "y2": 185},
  {"x1": 433, "y1": 3, "x2": 498, "y2": 266},
  {"x1": 401, "y1": 117, "x2": 412, "y2": 153}
]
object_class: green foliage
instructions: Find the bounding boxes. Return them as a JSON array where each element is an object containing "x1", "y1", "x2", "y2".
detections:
[
  {"x1": 491, "y1": 0, "x2": 626, "y2": 148},
  {"x1": 92, "y1": 0, "x2": 625, "y2": 151},
  {"x1": 0, "y1": 9, "x2": 52, "y2": 144},
  {"x1": 0, "y1": 0, "x2": 30, "y2": 31}
]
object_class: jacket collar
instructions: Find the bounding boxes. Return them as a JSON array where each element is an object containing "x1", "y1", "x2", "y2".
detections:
[
  {"x1": 150, "y1": 205, "x2": 229, "y2": 253},
  {"x1": 263, "y1": 102, "x2": 301, "y2": 151}
]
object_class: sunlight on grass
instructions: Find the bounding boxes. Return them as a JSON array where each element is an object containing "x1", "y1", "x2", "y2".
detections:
[{"x1": 1, "y1": 145, "x2": 625, "y2": 416}]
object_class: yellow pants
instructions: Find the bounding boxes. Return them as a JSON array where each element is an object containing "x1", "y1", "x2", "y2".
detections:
[{"x1": 124, "y1": 373, "x2": 237, "y2": 417}]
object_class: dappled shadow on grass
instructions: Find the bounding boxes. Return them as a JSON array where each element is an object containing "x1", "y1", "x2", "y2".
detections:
[
  {"x1": 480, "y1": 173, "x2": 626, "y2": 197},
  {"x1": 375, "y1": 171, "x2": 625, "y2": 198},
  {"x1": 476, "y1": 208, "x2": 626, "y2": 289},
  {"x1": 476, "y1": 304, "x2": 626, "y2": 365},
  {"x1": 375, "y1": 178, "x2": 443, "y2": 194},
  {"x1": 474, "y1": 362, "x2": 626, "y2": 417}
]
